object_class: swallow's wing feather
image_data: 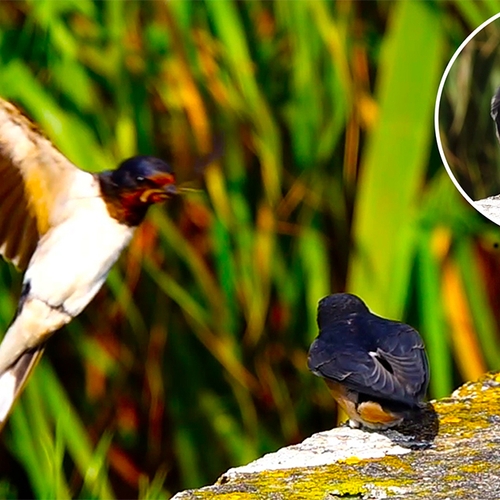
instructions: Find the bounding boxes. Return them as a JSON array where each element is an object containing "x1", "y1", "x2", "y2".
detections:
[
  {"x1": 0, "y1": 98, "x2": 83, "y2": 269},
  {"x1": 369, "y1": 320, "x2": 429, "y2": 399},
  {"x1": 309, "y1": 316, "x2": 429, "y2": 406}
]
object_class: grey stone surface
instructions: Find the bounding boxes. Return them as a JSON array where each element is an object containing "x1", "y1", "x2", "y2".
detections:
[
  {"x1": 474, "y1": 196, "x2": 500, "y2": 225},
  {"x1": 172, "y1": 372, "x2": 500, "y2": 499}
]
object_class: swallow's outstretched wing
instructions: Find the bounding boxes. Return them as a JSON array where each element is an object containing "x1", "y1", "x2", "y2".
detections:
[
  {"x1": 0, "y1": 98, "x2": 85, "y2": 270},
  {"x1": 0, "y1": 98, "x2": 90, "y2": 427},
  {"x1": 308, "y1": 316, "x2": 429, "y2": 407}
]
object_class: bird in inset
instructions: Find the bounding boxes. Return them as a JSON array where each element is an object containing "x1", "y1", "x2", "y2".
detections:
[
  {"x1": 491, "y1": 85, "x2": 500, "y2": 143},
  {"x1": 0, "y1": 97, "x2": 183, "y2": 429},
  {"x1": 474, "y1": 86, "x2": 500, "y2": 219},
  {"x1": 308, "y1": 293, "x2": 429, "y2": 430}
]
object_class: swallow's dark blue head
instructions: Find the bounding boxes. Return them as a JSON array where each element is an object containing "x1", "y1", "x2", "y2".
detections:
[
  {"x1": 110, "y1": 156, "x2": 177, "y2": 196},
  {"x1": 317, "y1": 293, "x2": 369, "y2": 329},
  {"x1": 99, "y1": 155, "x2": 177, "y2": 226}
]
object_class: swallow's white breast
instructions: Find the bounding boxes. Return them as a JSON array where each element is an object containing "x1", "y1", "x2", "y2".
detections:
[{"x1": 24, "y1": 170, "x2": 135, "y2": 317}]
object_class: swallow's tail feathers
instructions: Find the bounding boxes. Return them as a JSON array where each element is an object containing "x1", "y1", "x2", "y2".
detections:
[{"x1": 0, "y1": 346, "x2": 45, "y2": 429}]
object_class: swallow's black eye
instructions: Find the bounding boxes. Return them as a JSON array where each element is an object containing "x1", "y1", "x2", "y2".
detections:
[{"x1": 136, "y1": 176, "x2": 146, "y2": 183}]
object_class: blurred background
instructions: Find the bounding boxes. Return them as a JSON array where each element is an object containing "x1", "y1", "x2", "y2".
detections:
[
  {"x1": 0, "y1": 1, "x2": 500, "y2": 498},
  {"x1": 438, "y1": 14, "x2": 500, "y2": 201}
]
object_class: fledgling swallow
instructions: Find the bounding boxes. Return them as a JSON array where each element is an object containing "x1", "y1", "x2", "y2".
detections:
[
  {"x1": 308, "y1": 293, "x2": 429, "y2": 430},
  {"x1": 0, "y1": 97, "x2": 182, "y2": 429}
]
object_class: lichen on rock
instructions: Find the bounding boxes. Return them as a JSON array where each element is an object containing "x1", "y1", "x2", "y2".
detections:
[{"x1": 172, "y1": 372, "x2": 500, "y2": 499}]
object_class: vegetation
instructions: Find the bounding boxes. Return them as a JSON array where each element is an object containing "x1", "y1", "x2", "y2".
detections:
[{"x1": 0, "y1": 1, "x2": 499, "y2": 498}]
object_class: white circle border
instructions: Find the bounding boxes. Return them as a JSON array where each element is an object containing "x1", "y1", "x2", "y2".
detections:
[{"x1": 434, "y1": 12, "x2": 500, "y2": 217}]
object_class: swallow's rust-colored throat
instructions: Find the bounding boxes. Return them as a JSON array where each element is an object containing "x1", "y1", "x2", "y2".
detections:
[{"x1": 97, "y1": 171, "x2": 177, "y2": 226}]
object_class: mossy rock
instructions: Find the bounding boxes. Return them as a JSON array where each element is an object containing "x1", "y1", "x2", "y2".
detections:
[{"x1": 172, "y1": 372, "x2": 500, "y2": 499}]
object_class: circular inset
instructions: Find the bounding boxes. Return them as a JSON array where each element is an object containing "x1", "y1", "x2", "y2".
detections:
[{"x1": 435, "y1": 12, "x2": 500, "y2": 225}]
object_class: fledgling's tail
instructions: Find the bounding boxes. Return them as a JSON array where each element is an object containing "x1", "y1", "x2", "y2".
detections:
[{"x1": 0, "y1": 346, "x2": 45, "y2": 430}]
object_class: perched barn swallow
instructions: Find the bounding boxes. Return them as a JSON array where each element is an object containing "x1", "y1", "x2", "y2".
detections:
[
  {"x1": 491, "y1": 85, "x2": 500, "y2": 143},
  {"x1": 308, "y1": 293, "x2": 429, "y2": 430},
  {"x1": 0, "y1": 97, "x2": 180, "y2": 429},
  {"x1": 474, "y1": 86, "x2": 500, "y2": 214}
]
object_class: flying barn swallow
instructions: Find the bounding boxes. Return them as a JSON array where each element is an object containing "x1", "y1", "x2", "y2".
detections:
[
  {"x1": 0, "y1": 97, "x2": 180, "y2": 429},
  {"x1": 308, "y1": 293, "x2": 429, "y2": 430}
]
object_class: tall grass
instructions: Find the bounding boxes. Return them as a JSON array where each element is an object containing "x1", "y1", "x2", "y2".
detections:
[{"x1": 0, "y1": 1, "x2": 499, "y2": 498}]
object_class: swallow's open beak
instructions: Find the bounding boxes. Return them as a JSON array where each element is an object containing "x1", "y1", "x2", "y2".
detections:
[
  {"x1": 138, "y1": 173, "x2": 177, "y2": 204},
  {"x1": 145, "y1": 172, "x2": 177, "y2": 199}
]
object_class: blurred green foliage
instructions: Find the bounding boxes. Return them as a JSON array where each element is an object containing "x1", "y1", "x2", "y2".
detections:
[{"x1": 0, "y1": 1, "x2": 499, "y2": 498}]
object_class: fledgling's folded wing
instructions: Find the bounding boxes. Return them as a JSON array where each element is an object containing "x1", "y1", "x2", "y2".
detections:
[
  {"x1": 0, "y1": 98, "x2": 84, "y2": 269},
  {"x1": 308, "y1": 320, "x2": 429, "y2": 406}
]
